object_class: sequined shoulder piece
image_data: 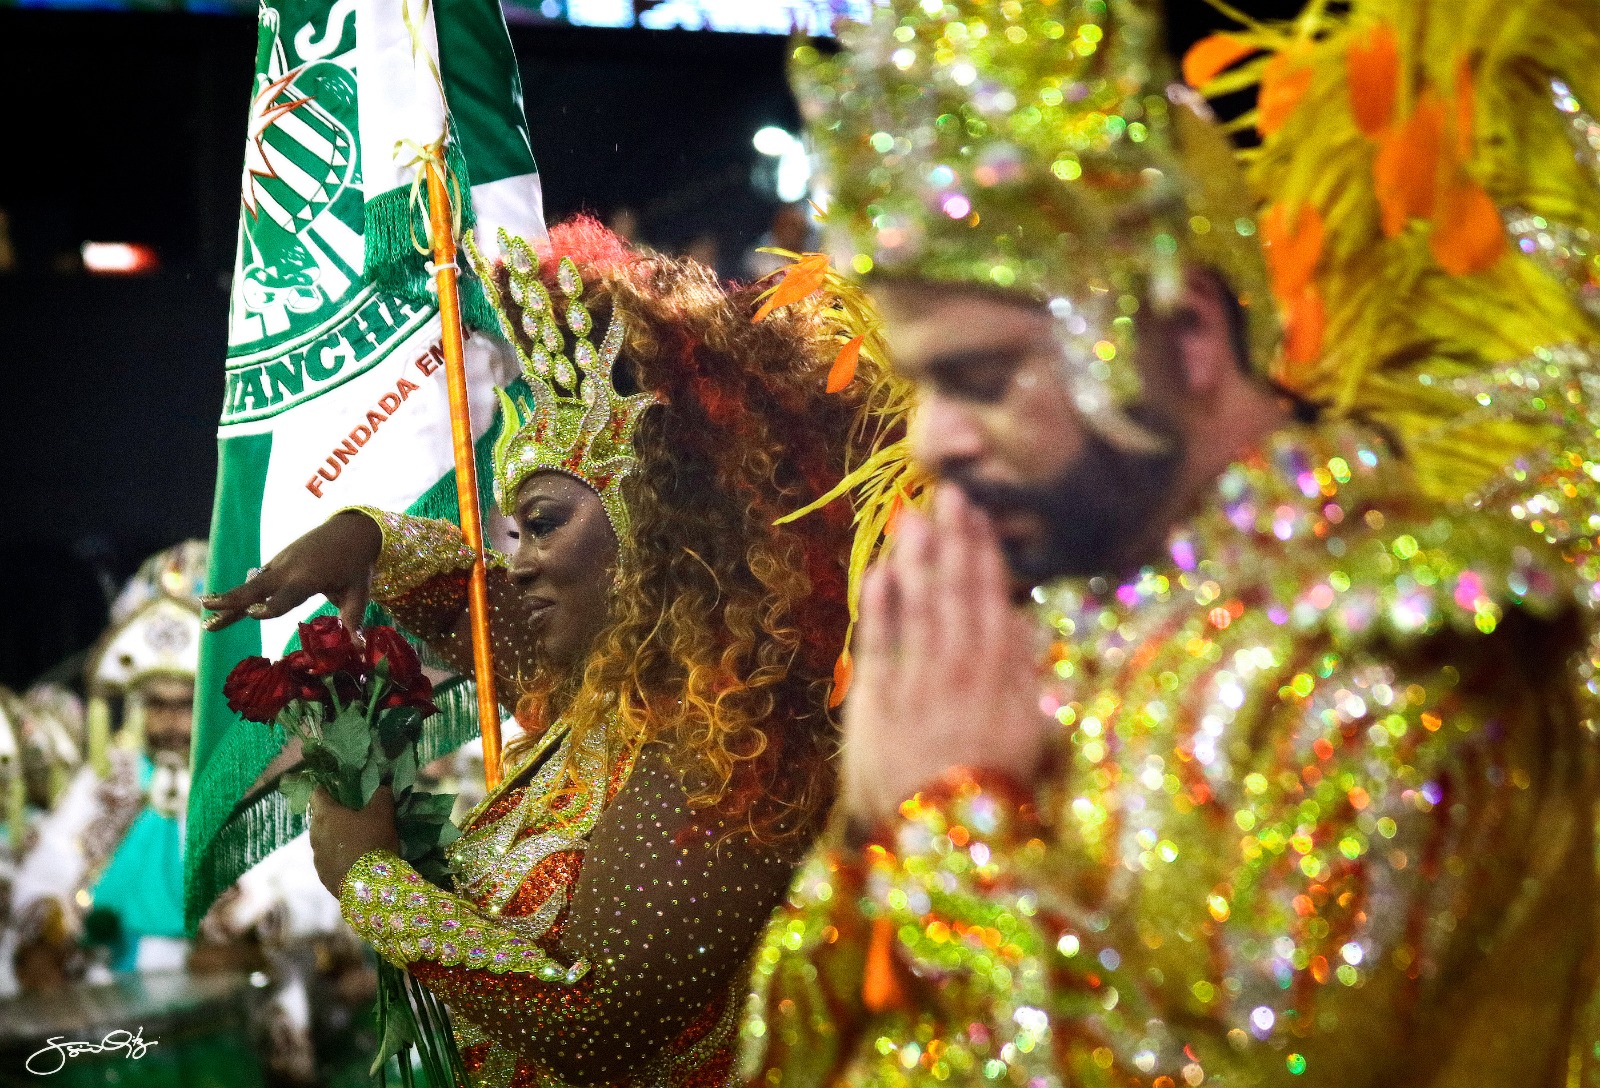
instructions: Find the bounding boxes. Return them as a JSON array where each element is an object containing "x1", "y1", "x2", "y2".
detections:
[
  {"x1": 1065, "y1": 421, "x2": 1586, "y2": 653},
  {"x1": 447, "y1": 716, "x2": 637, "y2": 920},
  {"x1": 342, "y1": 506, "x2": 508, "y2": 601}
]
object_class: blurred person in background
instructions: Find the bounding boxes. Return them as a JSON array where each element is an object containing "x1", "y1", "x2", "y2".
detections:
[
  {"x1": 2, "y1": 541, "x2": 378, "y2": 1084},
  {"x1": 9, "y1": 541, "x2": 209, "y2": 986},
  {"x1": 742, "y1": 201, "x2": 816, "y2": 281}
]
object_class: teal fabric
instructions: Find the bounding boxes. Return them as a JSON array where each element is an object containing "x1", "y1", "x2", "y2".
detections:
[{"x1": 92, "y1": 768, "x2": 187, "y2": 970}]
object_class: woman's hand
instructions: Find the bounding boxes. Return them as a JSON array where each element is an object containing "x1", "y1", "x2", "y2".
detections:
[
  {"x1": 202, "y1": 510, "x2": 384, "y2": 636},
  {"x1": 310, "y1": 786, "x2": 401, "y2": 898}
]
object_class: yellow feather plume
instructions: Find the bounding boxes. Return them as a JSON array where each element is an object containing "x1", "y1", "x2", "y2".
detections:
[{"x1": 1192, "y1": 0, "x2": 1600, "y2": 505}]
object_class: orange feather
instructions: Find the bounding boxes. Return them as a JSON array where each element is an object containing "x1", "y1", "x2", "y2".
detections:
[
  {"x1": 1182, "y1": 33, "x2": 1261, "y2": 89},
  {"x1": 1258, "y1": 52, "x2": 1315, "y2": 136},
  {"x1": 862, "y1": 917, "x2": 909, "y2": 1013},
  {"x1": 1453, "y1": 55, "x2": 1477, "y2": 162},
  {"x1": 827, "y1": 335, "x2": 866, "y2": 394},
  {"x1": 753, "y1": 253, "x2": 831, "y2": 323},
  {"x1": 1346, "y1": 22, "x2": 1400, "y2": 138},
  {"x1": 1261, "y1": 202, "x2": 1326, "y2": 302},
  {"x1": 1374, "y1": 92, "x2": 1446, "y2": 237},
  {"x1": 829, "y1": 651, "x2": 853, "y2": 709},
  {"x1": 1282, "y1": 284, "x2": 1326, "y2": 377},
  {"x1": 1431, "y1": 176, "x2": 1505, "y2": 276}
]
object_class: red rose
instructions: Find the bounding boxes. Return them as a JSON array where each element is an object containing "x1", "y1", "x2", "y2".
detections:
[
  {"x1": 365, "y1": 627, "x2": 424, "y2": 687},
  {"x1": 381, "y1": 673, "x2": 439, "y2": 717},
  {"x1": 223, "y1": 657, "x2": 295, "y2": 723},
  {"x1": 366, "y1": 627, "x2": 438, "y2": 717},
  {"x1": 281, "y1": 650, "x2": 334, "y2": 703},
  {"x1": 297, "y1": 616, "x2": 364, "y2": 679}
]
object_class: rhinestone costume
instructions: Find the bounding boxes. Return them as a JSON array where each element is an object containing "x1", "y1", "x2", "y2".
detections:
[
  {"x1": 342, "y1": 509, "x2": 804, "y2": 1088},
  {"x1": 743, "y1": 421, "x2": 1600, "y2": 1087}
]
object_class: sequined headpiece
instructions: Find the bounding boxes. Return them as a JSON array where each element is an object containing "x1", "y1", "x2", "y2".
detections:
[
  {"x1": 467, "y1": 229, "x2": 655, "y2": 539},
  {"x1": 795, "y1": 0, "x2": 1277, "y2": 417},
  {"x1": 1187, "y1": 0, "x2": 1600, "y2": 501}
]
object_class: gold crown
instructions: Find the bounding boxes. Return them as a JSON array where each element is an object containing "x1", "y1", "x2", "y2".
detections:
[
  {"x1": 467, "y1": 229, "x2": 655, "y2": 539},
  {"x1": 795, "y1": 0, "x2": 1277, "y2": 416}
]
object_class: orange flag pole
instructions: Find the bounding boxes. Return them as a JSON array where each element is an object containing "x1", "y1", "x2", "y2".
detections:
[{"x1": 424, "y1": 158, "x2": 504, "y2": 790}]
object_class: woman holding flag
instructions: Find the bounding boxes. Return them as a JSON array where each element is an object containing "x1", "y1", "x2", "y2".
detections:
[{"x1": 203, "y1": 214, "x2": 896, "y2": 1088}]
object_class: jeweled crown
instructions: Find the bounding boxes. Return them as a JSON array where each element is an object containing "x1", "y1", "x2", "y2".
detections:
[
  {"x1": 797, "y1": 0, "x2": 1277, "y2": 412},
  {"x1": 467, "y1": 229, "x2": 655, "y2": 539}
]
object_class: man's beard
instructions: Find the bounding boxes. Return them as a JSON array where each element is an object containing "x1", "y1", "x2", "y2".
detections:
[{"x1": 954, "y1": 420, "x2": 1184, "y2": 584}]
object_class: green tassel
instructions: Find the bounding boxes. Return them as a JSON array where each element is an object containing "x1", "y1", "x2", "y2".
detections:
[
  {"x1": 363, "y1": 185, "x2": 429, "y2": 304},
  {"x1": 363, "y1": 135, "x2": 482, "y2": 317}
]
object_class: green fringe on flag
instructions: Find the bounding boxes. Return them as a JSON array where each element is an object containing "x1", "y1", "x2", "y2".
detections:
[{"x1": 362, "y1": 135, "x2": 499, "y2": 335}]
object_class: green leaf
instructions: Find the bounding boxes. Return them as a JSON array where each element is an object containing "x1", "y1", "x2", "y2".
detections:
[
  {"x1": 322, "y1": 707, "x2": 374, "y2": 770},
  {"x1": 390, "y1": 746, "x2": 418, "y2": 797},
  {"x1": 279, "y1": 771, "x2": 317, "y2": 815},
  {"x1": 360, "y1": 758, "x2": 382, "y2": 806},
  {"x1": 377, "y1": 707, "x2": 423, "y2": 758},
  {"x1": 372, "y1": 963, "x2": 419, "y2": 1075},
  {"x1": 407, "y1": 791, "x2": 458, "y2": 821}
]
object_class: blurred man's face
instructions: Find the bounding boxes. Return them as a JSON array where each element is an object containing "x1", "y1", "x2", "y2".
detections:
[
  {"x1": 873, "y1": 282, "x2": 1181, "y2": 584},
  {"x1": 139, "y1": 676, "x2": 194, "y2": 761}
]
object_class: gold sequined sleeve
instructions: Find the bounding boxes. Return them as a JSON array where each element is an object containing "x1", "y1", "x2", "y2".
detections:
[
  {"x1": 834, "y1": 619, "x2": 1596, "y2": 1086},
  {"x1": 341, "y1": 507, "x2": 539, "y2": 696},
  {"x1": 341, "y1": 743, "x2": 803, "y2": 1085},
  {"x1": 740, "y1": 846, "x2": 874, "y2": 1088}
]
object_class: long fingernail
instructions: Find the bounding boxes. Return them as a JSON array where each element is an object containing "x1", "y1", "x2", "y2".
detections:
[
  {"x1": 200, "y1": 594, "x2": 221, "y2": 607},
  {"x1": 203, "y1": 614, "x2": 223, "y2": 630},
  {"x1": 247, "y1": 603, "x2": 270, "y2": 617}
]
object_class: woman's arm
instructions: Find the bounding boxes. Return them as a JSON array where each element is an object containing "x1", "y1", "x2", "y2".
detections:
[{"x1": 357, "y1": 509, "x2": 543, "y2": 698}]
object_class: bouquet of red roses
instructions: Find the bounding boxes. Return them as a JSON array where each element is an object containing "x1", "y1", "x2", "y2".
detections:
[
  {"x1": 225, "y1": 616, "x2": 469, "y2": 1085},
  {"x1": 223, "y1": 616, "x2": 460, "y2": 884}
]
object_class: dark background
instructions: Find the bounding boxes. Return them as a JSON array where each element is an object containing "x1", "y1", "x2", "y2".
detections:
[{"x1": 0, "y1": 1, "x2": 1300, "y2": 688}]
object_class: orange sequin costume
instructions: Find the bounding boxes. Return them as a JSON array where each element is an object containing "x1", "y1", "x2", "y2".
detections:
[{"x1": 341, "y1": 512, "x2": 805, "y2": 1088}]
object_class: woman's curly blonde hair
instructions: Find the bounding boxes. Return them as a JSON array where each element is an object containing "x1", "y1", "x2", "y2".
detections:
[{"x1": 501, "y1": 217, "x2": 893, "y2": 838}]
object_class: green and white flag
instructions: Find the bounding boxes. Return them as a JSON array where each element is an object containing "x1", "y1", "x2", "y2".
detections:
[{"x1": 186, "y1": 0, "x2": 541, "y2": 927}]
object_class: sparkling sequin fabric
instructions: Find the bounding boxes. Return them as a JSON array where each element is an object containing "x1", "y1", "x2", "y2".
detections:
[
  {"x1": 342, "y1": 511, "x2": 805, "y2": 1088},
  {"x1": 743, "y1": 420, "x2": 1600, "y2": 1087},
  {"x1": 355, "y1": 508, "x2": 545, "y2": 698}
]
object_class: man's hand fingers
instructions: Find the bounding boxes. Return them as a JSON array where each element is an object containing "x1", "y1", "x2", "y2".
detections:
[
  {"x1": 892, "y1": 505, "x2": 938, "y2": 670},
  {"x1": 967, "y1": 501, "x2": 1014, "y2": 658},
  {"x1": 854, "y1": 564, "x2": 895, "y2": 670},
  {"x1": 933, "y1": 487, "x2": 984, "y2": 666}
]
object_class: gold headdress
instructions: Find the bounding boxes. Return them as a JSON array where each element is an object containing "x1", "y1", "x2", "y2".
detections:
[
  {"x1": 795, "y1": 0, "x2": 1277, "y2": 418},
  {"x1": 1187, "y1": 0, "x2": 1600, "y2": 502},
  {"x1": 467, "y1": 230, "x2": 655, "y2": 539}
]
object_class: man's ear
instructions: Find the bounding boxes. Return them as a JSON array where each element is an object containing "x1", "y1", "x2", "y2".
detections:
[{"x1": 1172, "y1": 269, "x2": 1239, "y2": 398}]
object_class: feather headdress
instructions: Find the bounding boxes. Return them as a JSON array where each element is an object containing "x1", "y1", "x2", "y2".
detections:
[{"x1": 1187, "y1": 0, "x2": 1600, "y2": 502}]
